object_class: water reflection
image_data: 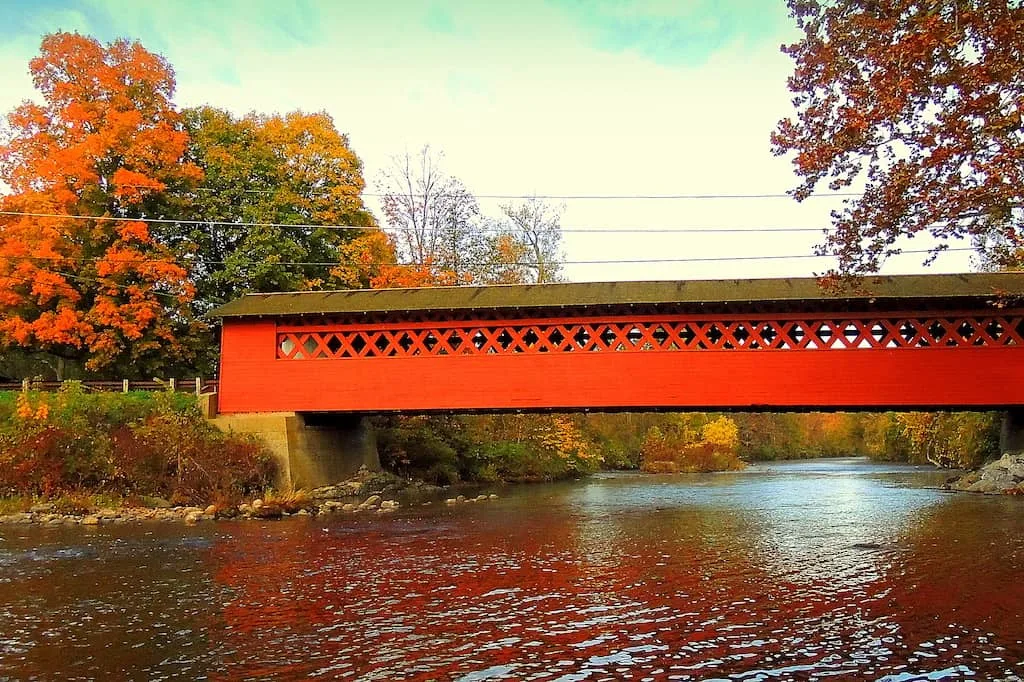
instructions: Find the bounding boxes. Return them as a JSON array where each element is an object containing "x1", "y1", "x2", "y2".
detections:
[{"x1": 0, "y1": 459, "x2": 1022, "y2": 680}]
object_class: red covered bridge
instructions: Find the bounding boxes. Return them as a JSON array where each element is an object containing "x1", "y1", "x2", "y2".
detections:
[
  {"x1": 214, "y1": 273, "x2": 1024, "y2": 414},
  {"x1": 210, "y1": 273, "x2": 1024, "y2": 488}
]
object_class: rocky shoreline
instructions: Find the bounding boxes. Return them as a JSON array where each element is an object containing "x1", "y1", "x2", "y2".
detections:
[
  {"x1": 0, "y1": 467, "x2": 501, "y2": 527},
  {"x1": 945, "y1": 452, "x2": 1024, "y2": 495}
]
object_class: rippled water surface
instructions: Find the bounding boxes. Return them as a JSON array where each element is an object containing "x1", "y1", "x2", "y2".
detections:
[{"x1": 2, "y1": 458, "x2": 1024, "y2": 681}]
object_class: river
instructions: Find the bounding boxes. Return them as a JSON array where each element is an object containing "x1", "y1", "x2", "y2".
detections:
[{"x1": 1, "y1": 458, "x2": 1022, "y2": 681}]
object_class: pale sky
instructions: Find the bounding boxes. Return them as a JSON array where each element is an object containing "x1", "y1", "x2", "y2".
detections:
[{"x1": 0, "y1": 0, "x2": 977, "y2": 282}]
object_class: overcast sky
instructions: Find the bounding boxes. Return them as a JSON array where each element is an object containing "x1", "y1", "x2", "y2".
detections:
[{"x1": 0, "y1": 0, "x2": 976, "y2": 282}]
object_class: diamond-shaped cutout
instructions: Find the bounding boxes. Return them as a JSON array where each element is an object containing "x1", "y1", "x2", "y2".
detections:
[
  {"x1": 651, "y1": 326, "x2": 669, "y2": 344},
  {"x1": 548, "y1": 328, "x2": 565, "y2": 347},
  {"x1": 706, "y1": 324, "x2": 723, "y2": 345},
  {"x1": 423, "y1": 333, "x2": 438, "y2": 351},
  {"x1": 523, "y1": 329, "x2": 540, "y2": 347},
  {"x1": 600, "y1": 328, "x2": 617, "y2": 347},
  {"x1": 679, "y1": 325, "x2": 696, "y2": 346},
  {"x1": 496, "y1": 330, "x2": 513, "y2": 349},
  {"x1": 472, "y1": 331, "x2": 487, "y2": 350},
  {"x1": 326, "y1": 335, "x2": 343, "y2": 354},
  {"x1": 303, "y1": 336, "x2": 319, "y2": 356},
  {"x1": 573, "y1": 327, "x2": 590, "y2": 347},
  {"x1": 350, "y1": 335, "x2": 366, "y2": 354},
  {"x1": 447, "y1": 331, "x2": 464, "y2": 351},
  {"x1": 986, "y1": 320, "x2": 1003, "y2": 341},
  {"x1": 279, "y1": 336, "x2": 296, "y2": 357},
  {"x1": 375, "y1": 335, "x2": 391, "y2": 353}
]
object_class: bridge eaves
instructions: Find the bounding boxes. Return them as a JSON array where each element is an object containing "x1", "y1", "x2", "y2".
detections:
[{"x1": 211, "y1": 273, "x2": 1024, "y2": 319}]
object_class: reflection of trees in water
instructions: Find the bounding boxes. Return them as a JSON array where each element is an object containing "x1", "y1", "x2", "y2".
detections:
[
  {"x1": 203, "y1": 483, "x2": 1024, "y2": 680},
  {"x1": 864, "y1": 495, "x2": 1024, "y2": 662}
]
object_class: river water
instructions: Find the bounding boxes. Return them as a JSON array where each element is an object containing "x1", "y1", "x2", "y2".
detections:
[{"x1": 1, "y1": 458, "x2": 1023, "y2": 681}]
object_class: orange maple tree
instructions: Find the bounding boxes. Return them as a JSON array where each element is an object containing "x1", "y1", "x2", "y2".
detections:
[
  {"x1": 0, "y1": 32, "x2": 200, "y2": 375},
  {"x1": 772, "y1": 0, "x2": 1024, "y2": 275}
]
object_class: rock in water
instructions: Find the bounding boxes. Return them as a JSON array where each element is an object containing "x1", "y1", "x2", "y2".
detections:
[{"x1": 360, "y1": 495, "x2": 382, "y2": 509}]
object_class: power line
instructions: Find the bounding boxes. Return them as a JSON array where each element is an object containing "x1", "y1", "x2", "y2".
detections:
[
  {"x1": 174, "y1": 186, "x2": 862, "y2": 201},
  {"x1": 0, "y1": 209, "x2": 839, "y2": 234},
  {"x1": 0, "y1": 247, "x2": 975, "y2": 268}
]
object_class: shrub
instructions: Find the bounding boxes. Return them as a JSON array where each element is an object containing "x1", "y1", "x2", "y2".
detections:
[
  {"x1": 640, "y1": 417, "x2": 745, "y2": 473},
  {"x1": 0, "y1": 388, "x2": 275, "y2": 504}
]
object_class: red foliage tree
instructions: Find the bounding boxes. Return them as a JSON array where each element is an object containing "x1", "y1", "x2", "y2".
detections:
[
  {"x1": 772, "y1": 0, "x2": 1024, "y2": 274},
  {"x1": 0, "y1": 33, "x2": 201, "y2": 376}
]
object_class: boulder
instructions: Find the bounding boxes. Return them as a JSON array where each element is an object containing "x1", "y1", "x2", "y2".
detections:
[
  {"x1": 360, "y1": 495, "x2": 382, "y2": 509},
  {"x1": 204, "y1": 505, "x2": 218, "y2": 516},
  {"x1": 81, "y1": 515, "x2": 100, "y2": 526}
]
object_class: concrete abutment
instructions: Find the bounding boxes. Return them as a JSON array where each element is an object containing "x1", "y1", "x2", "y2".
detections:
[{"x1": 211, "y1": 412, "x2": 380, "y2": 490}]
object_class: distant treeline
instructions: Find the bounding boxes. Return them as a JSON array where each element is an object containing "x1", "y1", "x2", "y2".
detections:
[{"x1": 374, "y1": 411, "x2": 1001, "y2": 483}]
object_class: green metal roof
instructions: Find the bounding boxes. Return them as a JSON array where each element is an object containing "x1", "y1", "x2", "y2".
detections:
[{"x1": 210, "y1": 272, "x2": 1024, "y2": 318}]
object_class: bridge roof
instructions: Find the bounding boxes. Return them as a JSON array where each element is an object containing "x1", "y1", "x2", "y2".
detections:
[{"x1": 212, "y1": 272, "x2": 1024, "y2": 318}]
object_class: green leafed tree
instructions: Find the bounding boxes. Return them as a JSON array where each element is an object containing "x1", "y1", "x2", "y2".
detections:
[{"x1": 169, "y1": 106, "x2": 376, "y2": 311}]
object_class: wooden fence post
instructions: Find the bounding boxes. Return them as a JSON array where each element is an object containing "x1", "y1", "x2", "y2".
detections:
[
  {"x1": 123, "y1": 379, "x2": 129, "y2": 393},
  {"x1": 21, "y1": 378, "x2": 29, "y2": 393},
  {"x1": 195, "y1": 376, "x2": 201, "y2": 397},
  {"x1": 169, "y1": 378, "x2": 176, "y2": 392}
]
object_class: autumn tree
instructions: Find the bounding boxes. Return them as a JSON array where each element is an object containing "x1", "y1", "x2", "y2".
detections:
[
  {"x1": 171, "y1": 106, "x2": 376, "y2": 309},
  {"x1": 0, "y1": 33, "x2": 200, "y2": 378},
  {"x1": 498, "y1": 197, "x2": 565, "y2": 283},
  {"x1": 772, "y1": 0, "x2": 1024, "y2": 275},
  {"x1": 378, "y1": 146, "x2": 489, "y2": 281},
  {"x1": 332, "y1": 229, "x2": 462, "y2": 289}
]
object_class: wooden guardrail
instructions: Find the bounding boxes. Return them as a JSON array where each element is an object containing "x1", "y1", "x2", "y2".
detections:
[{"x1": 0, "y1": 378, "x2": 218, "y2": 396}]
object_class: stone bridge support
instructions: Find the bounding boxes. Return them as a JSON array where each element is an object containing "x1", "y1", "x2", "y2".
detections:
[
  {"x1": 211, "y1": 412, "x2": 380, "y2": 490},
  {"x1": 1001, "y1": 408, "x2": 1024, "y2": 455}
]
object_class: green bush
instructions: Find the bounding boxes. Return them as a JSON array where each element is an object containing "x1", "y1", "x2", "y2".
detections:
[{"x1": 0, "y1": 387, "x2": 275, "y2": 504}]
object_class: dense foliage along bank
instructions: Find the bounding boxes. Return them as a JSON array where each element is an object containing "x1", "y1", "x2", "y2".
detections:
[
  {"x1": 0, "y1": 386, "x2": 274, "y2": 507},
  {"x1": 374, "y1": 410, "x2": 1002, "y2": 483}
]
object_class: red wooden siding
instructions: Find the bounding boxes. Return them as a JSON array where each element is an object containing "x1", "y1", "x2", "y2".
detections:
[{"x1": 218, "y1": 311, "x2": 1024, "y2": 414}]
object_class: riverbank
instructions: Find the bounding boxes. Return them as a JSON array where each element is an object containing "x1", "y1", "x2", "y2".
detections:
[
  {"x1": 945, "y1": 452, "x2": 1024, "y2": 495},
  {"x1": 0, "y1": 466, "x2": 501, "y2": 526}
]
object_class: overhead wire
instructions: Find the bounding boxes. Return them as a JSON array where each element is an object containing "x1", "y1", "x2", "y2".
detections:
[
  {"x1": 181, "y1": 188, "x2": 864, "y2": 200},
  {"x1": 0, "y1": 209, "x2": 854, "y2": 234},
  {"x1": 0, "y1": 247, "x2": 976, "y2": 268}
]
